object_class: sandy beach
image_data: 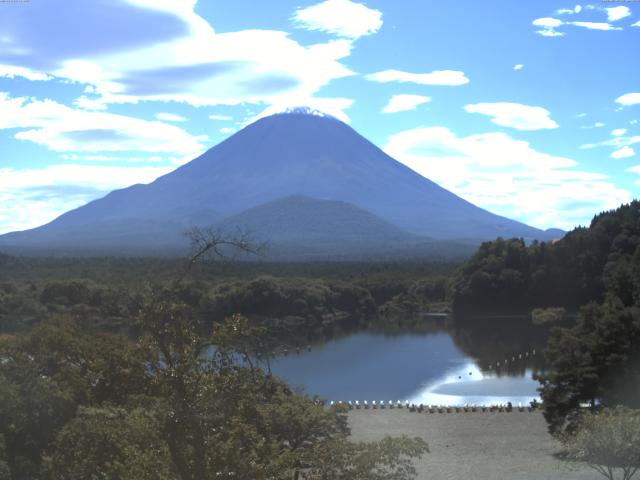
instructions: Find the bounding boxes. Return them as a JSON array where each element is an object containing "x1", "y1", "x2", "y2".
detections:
[{"x1": 348, "y1": 410, "x2": 599, "y2": 480}]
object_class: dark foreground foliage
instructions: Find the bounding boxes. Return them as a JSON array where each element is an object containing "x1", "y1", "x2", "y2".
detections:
[{"x1": 0, "y1": 301, "x2": 427, "y2": 480}]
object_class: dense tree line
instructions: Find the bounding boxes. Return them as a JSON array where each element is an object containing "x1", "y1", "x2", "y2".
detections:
[
  {"x1": 0, "y1": 264, "x2": 454, "y2": 349},
  {"x1": 450, "y1": 200, "x2": 640, "y2": 311},
  {"x1": 450, "y1": 201, "x2": 640, "y2": 433}
]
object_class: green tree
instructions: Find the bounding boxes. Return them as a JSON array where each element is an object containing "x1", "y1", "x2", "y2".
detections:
[
  {"x1": 0, "y1": 434, "x2": 10, "y2": 480},
  {"x1": 136, "y1": 287, "x2": 428, "y2": 480},
  {"x1": 0, "y1": 318, "x2": 150, "y2": 479},
  {"x1": 561, "y1": 406, "x2": 640, "y2": 480},
  {"x1": 537, "y1": 299, "x2": 640, "y2": 433},
  {"x1": 48, "y1": 406, "x2": 176, "y2": 480}
]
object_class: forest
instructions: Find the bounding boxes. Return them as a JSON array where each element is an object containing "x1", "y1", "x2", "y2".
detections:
[
  {"x1": 450, "y1": 201, "x2": 640, "y2": 434},
  {"x1": 0, "y1": 244, "x2": 453, "y2": 479}
]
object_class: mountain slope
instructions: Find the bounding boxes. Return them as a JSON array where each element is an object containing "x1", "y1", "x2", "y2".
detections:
[
  {"x1": 219, "y1": 195, "x2": 414, "y2": 245},
  {"x1": 0, "y1": 109, "x2": 560, "y2": 256}
]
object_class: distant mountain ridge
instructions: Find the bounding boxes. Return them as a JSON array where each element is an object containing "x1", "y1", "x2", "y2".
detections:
[{"x1": 0, "y1": 109, "x2": 562, "y2": 259}]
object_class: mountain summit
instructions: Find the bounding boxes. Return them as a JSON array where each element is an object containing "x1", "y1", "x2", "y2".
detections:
[{"x1": 0, "y1": 110, "x2": 559, "y2": 257}]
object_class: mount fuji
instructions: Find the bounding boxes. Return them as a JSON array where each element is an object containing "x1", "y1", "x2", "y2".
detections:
[{"x1": 0, "y1": 108, "x2": 561, "y2": 258}]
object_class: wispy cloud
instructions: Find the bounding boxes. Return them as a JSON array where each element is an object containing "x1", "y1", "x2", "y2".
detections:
[
  {"x1": 580, "y1": 133, "x2": 640, "y2": 149},
  {"x1": 208, "y1": 114, "x2": 233, "y2": 121},
  {"x1": 556, "y1": 5, "x2": 583, "y2": 15},
  {"x1": 0, "y1": 1, "x2": 356, "y2": 113},
  {"x1": 292, "y1": 0, "x2": 383, "y2": 39},
  {"x1": 611, "y1": 146, "x2": 635, "y2": 159},
  {"x1": 513, "y1": 64, "x2": 524, "y2": 71},
  {"x1": 0, "y1": 65, "x2": 53, "y2": 81},
  {"x1": 570, "y1": 21, "x2": 621, "y2": 31},
  {"x1": 533, "y1": 7, "x2": 627, "y2": 36},
  {"x1": 0, "y1": 164, "x2": 172, "y2": 234},
  {"x1": 155, "y1": 112, "x2": 188, "y2": 122},
  {"x1": 382, "y1": 94, "x2": 431, "y2": 114},
  {"x1": 384, "y1": 126, "x2": 630, "y2": 229},
  {"x1": 0, "y1": 92, "x2": 206, "y2": 155},
  {"x1": 244, "y1": 97, "x2": 355, "y2": 124},
  {"x1": 464, "y1": 102, "x2": 558, "y2": 131},
  {"x1": 366, "y1": 69, "x2": 469, "y2": 86},
  {"x1": 628, "y1": 165, "x2": 640, "y2": 186}
]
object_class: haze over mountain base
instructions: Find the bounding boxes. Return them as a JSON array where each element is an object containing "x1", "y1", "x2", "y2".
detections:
[{"x1": 0, "y1": 110, "x2": 562, "y2": 260}]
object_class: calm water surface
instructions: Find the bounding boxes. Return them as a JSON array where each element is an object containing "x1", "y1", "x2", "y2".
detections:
[{"x1": 270, "y1": 332, "x2": 540, "y2": 406}]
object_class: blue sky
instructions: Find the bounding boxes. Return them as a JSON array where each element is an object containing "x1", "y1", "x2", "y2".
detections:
[{"x1": 0, "y1": 0, "x2": 638, "y2": 234}]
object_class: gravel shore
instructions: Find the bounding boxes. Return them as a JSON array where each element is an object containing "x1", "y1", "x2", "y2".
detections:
[{"x1": 348, "y1": 410, "x2": 599, "y2": 480}]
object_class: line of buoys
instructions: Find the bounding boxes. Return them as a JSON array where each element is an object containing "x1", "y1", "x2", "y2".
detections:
[
  {"x1": 486, "y1": 348, "x2": 537, "y2": 370},
  {"x1": 327, "y1": 401, "x2": 537, "y2": 413}
]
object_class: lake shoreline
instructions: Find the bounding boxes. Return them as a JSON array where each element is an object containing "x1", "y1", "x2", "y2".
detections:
[{"x1": 348, "y1": 410, "x2": 599, "y2": 480}]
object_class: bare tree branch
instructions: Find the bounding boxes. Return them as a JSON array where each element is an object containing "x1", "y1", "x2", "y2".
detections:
[{"x1": 175, "y1": 226, "x2": 267, "y2": 286}]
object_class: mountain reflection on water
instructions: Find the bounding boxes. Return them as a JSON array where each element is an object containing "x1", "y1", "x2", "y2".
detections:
[{"x1": 269, "y1": 315, "x2": 559, "y2": 406}]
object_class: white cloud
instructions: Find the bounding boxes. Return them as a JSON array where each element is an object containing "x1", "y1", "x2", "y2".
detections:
[
  {"x1": 464, "y1": 102, "x2": 558, "y2": 131},
  {"x1": 366, "y1": 69, "x2": 470, "y2": 86},
  {"x1": 155, "y1": 112, "x2": 188, "y2": 122},
  {"x1": 628, "y1": 165, "x2": 640, "y2": 185},
  {"x1": 209, "y1": 114, "x2": 233, "y2": 121},
  {"x1": 533, "y1": 17, "x2": 565, "y2": 36},
  {"x1": 381, "y1": 94, "x2": 431, "y2": 114},
  {"x1": 580, "y1": 134, "x2": 640, "y2": 149},
  {"x1": 0, "y1": 92, "x2": 206, "y2": 155},
  {"x1": 244, "y1": 97, "x2": 355, "y2": 124},
  {"x1": 537, "y1": 29, "x2": 565, "y2": 37},
  {"x1": 219, "y1": 127, "x2": 235, "y2": 134},
  {"x1": 0, "y1": 164, "x2": 172, "y2": 234},
  {"x1": 513, "y1": 64, "x2": 524, "y2": 70},
  {"x1": 292, "y1": 0, "x2": 383, "y2": 39},
  {"x1": 533, "y1": 11, "x2": 625, "y2": 36},
  {"x1": 580, "y1": 122, "x2": 605, "y2": 129},
  {"x1": 533, "y1": 17, "x2": 564, "y2": 28},
  {"x1": 0, "y1": 1, "x2": 356, "y2": 113},
  {"x1": 611, "y1": 146, "x2": 635, "y2": 159},
  {"x1": 632, "y1": 21, "x2": 640, "y2": 27},
  {"x1": 557, "y1": 5, "x2": 583, "y2": 14},
  {"x1": 611, "y1": 128, "x2": 627, "y2": 137},
  {"x1": 569, "y1": 21, "x2": 622, "y2": 31},
  {"x1": 615, "y1": 92, "x2": 640, "y2": 106},
  {"x1": 0, "y1": 65, "x2": 53, "y2": 81},
  {"x1": 384, "y1": 126, "x2": 630, "y2": 229},
  {"x1": 605, "y1": 6, "x2": 631, "y2": 22}
]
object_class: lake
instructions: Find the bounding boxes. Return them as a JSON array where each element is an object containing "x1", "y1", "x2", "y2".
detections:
[{"x1": 270, "y1": 330, "x2": 542, "y2": 406}]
